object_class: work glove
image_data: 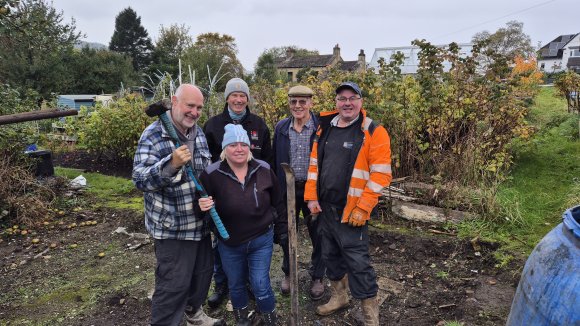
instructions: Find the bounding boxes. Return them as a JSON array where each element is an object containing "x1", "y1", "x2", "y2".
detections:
[{"x1": 347, "y1": 207, "x2": 369, "y2": 227}]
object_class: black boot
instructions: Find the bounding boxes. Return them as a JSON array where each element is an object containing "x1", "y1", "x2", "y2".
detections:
[
  {"x1": 260, "y1": 310, "x2": 277, "y2": 326},
  {"x1": 233, "y1": 306, "x2": 251, "y2": 326},
  {"x1": 207, "y1": 282, "x2": 228, "y2": 309}
]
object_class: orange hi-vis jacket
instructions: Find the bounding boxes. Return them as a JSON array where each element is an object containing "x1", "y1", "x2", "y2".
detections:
[{"x1": 304, "y1": 109, "x2": 392, "y2": 223}]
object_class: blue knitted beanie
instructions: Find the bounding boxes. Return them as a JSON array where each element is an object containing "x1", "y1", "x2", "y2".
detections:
[{"x1": 222, "y1": 124, "x2": 250, "y2": 149}]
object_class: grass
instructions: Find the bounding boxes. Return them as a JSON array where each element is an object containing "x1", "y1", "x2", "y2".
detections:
[
  {"x1": 443, "y1": 322, "x2": 464, "y2": 326},
  {"x1": 457, "y1": 86, "x2": 580, "y2": 256},
  {"x1": 54, "y1": 167, "x2": 143, "y2": 211}
]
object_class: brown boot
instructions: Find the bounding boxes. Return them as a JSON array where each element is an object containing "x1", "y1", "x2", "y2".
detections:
[
  {"x1": 316, "y1": 275, "x2": 349, "y2": 316},
  {"x1": 361, "y1": 296, "x2": 379, "y2": 326}
]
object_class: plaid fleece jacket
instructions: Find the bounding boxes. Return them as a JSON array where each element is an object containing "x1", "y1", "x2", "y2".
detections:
[{"x1": 132, "y1": 120, "x2": 212, "y2": 240}]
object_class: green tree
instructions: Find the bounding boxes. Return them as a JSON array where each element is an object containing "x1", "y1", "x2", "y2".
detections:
[
  {"x1": 182, "y1": 32, "x2": 244, "y2": 91},
  {"x1": 472, "y1": 21, "x2": 534, "y2": 63},
  {"x1": 109, "y1": 7, "x2": 153, "y2": 71},
  {"x1": 262, "y1": 45, "x2": 319, "y2": 59},
  {"x1": 254, "y1": 52, "x2": 278, "y2": 83},
  {"x1": 254, "y1": 46, "x2": 318, "y2": 83},
  {"x1": 149, "y1": 24, "x2": 193, "y2": 77},
  {"x1": 0, "y1": 0, "x2": 82, "y2": 100},
  {"x1": 67, "y1": 47, "x2": 138, "y2": 94}
]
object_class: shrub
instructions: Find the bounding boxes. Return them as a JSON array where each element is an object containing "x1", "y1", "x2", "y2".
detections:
[
  {"x1": 252, "y1": 40, "x2": 539, "y2": 188},
  {"x1": 72, "y1": 94, "x2": 155, "y2": 160},
  {"x1": 0, "y1": 84, "x2": 41, "y2": 154},
  {"x1": 0, "y1": 84, "x2": 62, "y2": 226},
  {"x1": 554, "y1": 71, "x2": 580, "y2": 113}
]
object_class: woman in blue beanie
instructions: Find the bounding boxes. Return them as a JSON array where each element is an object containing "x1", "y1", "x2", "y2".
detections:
[{"x1": 198, "y1": 124, "x2": 288, "y2": 326}]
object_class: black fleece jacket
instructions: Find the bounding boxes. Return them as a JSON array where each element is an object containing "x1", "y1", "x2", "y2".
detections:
[
  {"x1": 203, "y1": 105, "x2": 273, "y2": 165},
  {"x1": 199, "y1": 159, "x2": 287, "y2": 246}
]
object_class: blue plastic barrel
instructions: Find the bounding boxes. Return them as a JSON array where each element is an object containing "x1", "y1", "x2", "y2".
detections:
[{"x1": 506, "y1": 205, "x2": 580, "y2": 325}]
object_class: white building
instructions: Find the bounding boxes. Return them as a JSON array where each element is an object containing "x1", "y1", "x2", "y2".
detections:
[
  {"x1": 537, "y1": 33, "x2": 580, "y2": 73},
  {"x1": 369, "y1": 43, "x2": 473, "y2": 74}
]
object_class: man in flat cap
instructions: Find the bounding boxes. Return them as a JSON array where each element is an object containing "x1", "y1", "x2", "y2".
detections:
[
  {"x1": 304, "y1": 82, "x2": 392, "y2": 325},
  {"x1": 272, "y1": 85, "x2": 326, "y2": 300}
]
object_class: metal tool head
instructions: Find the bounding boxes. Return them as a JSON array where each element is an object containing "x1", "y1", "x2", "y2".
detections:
[{"x1": 144, "y1": 98, "x2": 172, "y2": 117}]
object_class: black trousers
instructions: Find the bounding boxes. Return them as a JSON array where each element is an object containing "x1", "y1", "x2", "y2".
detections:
[
  {"x1": 150, "y1": 236, "x2": 213, "y2": 326},
  {"x1": 282, "y1": 181, "x2": 326, "y2": 280},
  {"x1": 318, "y1": 202, "x2": 378, "y2": 299}
]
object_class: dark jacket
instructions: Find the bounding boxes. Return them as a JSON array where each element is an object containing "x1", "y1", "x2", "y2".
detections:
[
  {"x1": 272, "y1": 113, "x2": 319, "y2": 191},
  {"x1": 203, "y1": 105, "x2": 273, "y2": 164},
  {"x1": 199, "y1": 159, "x2": 287, "y2": 246},
  {"x1": 305, "y1": 109, "x2": 392, "y2": 222}
]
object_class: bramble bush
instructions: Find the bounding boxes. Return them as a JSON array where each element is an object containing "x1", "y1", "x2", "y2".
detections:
[
  {"x1": 554, "y1": 71, "x2": 580, "y2": 114},
  {"x1": 249, "y1": 40, "x2": 542, "y2": 217}
]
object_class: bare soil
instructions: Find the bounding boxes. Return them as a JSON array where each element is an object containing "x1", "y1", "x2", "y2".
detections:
[
  {"x1": 53, "y1": 150, "x2": 134, "y2": 179},
  {"x1": 0, "y1": 152, "x2": 522, "y2": 325}
]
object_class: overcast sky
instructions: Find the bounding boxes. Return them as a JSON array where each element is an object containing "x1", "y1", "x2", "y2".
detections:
[{"x1": 52, "y1": 0, "x2": 577, "y2": 71}]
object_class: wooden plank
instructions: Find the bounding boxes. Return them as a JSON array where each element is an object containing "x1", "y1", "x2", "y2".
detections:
[
  {"x1": 281, "y1": 163, "x2": 299, "y2": 325},
  {"x1": 0, "y1": 109, "x2": 78, "y2": 125}
]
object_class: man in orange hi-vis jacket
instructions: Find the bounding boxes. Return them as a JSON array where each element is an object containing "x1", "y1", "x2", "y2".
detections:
[{"x1": 305, "y1": 82, "x2": 392, "y2": 326}]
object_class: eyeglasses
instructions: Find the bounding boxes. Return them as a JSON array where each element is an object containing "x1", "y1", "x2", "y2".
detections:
[
  {"x1": 336, "y1": 96, "x2": 361, "y2": 103},
  {"x1": 289, "y1": 99, "x2": 309, "y2": 106}
]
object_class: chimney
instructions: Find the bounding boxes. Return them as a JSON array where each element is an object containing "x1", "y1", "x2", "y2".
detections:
[
  {"x1": 286, "y1": 48, "x2": 295, "y2": 60},
  {"x1": 333, "y1": 44, "x2": 340, "y2": 58},
  {"x1": 358, "y1": 49, "x2": 366, "y2": 69}
]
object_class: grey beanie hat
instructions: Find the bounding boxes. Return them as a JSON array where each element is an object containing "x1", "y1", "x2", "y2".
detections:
[
  {"x1": 222, "y1": 124, "x2": 250, "y2": 149},
  {"x1": 224, "y1": 78, "x2": 250, "y2": 100}
]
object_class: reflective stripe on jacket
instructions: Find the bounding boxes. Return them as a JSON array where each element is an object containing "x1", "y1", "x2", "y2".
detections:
[{"x1": 304, "y1": 108, "x2": 392, "y2": 222}]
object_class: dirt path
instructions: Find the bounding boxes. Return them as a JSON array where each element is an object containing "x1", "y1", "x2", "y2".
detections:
[
  {"x1": 2, "y1": 152, "x2": 521, "y2": 325},
  {"x1": 0, "y1": 202, "x2": 520, "y2": 325}
]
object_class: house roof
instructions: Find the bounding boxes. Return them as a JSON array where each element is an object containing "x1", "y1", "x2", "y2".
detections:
[
  {"x1": 539, "y1": 34, "x2": 579, "y2": 59},
  {"x1": 277, "y1": 54, "x2": 335, "y2": 68},
  {"x1": 338, "y1": 60, "x2": 361, "y2": 72},
  {"x1": 567, "y1": 57, "x2": 580, "y2": 67}
]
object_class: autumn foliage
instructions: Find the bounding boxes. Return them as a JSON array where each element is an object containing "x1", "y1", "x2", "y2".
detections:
[
  {"x1": 252, "y1": 40, "x2": 541, "y2": 188},
  {"x1": 554, "y1": 71, "x2": 580, "y2": 114}
]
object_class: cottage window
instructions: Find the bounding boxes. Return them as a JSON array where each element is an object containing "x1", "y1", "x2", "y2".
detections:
[
  {"x1": 288, "y1": 71, "x2": 293, "y2": 80},
  {"x1": 570, "y1": 48, "x2": 580, "y2": 57}
]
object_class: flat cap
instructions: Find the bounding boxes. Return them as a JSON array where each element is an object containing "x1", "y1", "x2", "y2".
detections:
[{"x1": 288, "y1": 85, "x2": 314, "y2": 97}]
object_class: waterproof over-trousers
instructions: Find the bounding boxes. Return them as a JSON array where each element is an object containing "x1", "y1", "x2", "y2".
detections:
[{"x1": 318, "y1": 202, "x2": 378, "y2": 299}]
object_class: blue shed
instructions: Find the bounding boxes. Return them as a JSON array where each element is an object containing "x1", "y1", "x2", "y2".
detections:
[{"x1": 57, "y1": 95, "x2": 97, "y2": 110}]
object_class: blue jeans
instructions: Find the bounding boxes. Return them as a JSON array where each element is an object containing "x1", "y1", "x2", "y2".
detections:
[{"x1": 218, "y1": 227, "x2": 276, "y2": 313}]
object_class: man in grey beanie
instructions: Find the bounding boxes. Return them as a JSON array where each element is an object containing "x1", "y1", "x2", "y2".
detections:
[{"x1": 203, "y1": 77, "x2": 273, "y2": 308}]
